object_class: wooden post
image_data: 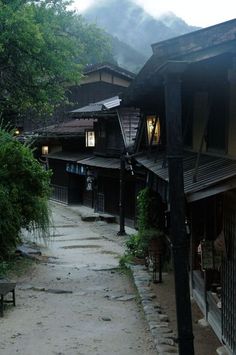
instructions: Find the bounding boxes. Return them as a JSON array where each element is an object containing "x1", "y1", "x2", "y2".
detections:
[
  {"x1": 162, "y1": 61, "x2": 195, "y2": 355},
  {"x1": 117, "y1": 155, "x2": 126, "y2": 236}
]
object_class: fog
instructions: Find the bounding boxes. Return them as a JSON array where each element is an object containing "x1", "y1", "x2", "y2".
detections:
[{"x1": 73, "y1": 0, "x2": 235, "y2": 27}]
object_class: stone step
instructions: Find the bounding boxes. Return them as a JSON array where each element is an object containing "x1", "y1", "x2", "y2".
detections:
[{"x1": 99, "y1": 213, "x2": 116, "y2": 223}]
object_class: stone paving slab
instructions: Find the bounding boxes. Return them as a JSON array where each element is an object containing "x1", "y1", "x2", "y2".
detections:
[
  {"x1": 65, "y1": 204, "x2": 117, "y2": 223},
  {"x1": 130, "y1": 265, "x2": 179, "y2": 355}
]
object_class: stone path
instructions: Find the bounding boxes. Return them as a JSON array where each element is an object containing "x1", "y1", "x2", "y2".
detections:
[
  {"x1": 131, "y1": 265, "x2": 178, "y2": 355},
  {"x1": 62, "y1": 204, "x2": 179, "y2": 354},
  {"x1": 3, "y1": 202, "x2": 222, "y2": 355},
  {"x1": 0, "y1": 203, "x2": 156, "y2": 355}
]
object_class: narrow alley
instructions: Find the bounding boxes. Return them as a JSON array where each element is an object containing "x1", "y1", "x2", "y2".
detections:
[{"x1": 0, "y1": 203, "x2": 156, "y2": 355}]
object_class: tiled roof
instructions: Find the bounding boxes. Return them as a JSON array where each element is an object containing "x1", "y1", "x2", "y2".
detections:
[
  {"x1": 77, "y1": 156, "x2": 120, "y2": 170},
  {"x1": 47, "y1": 152, "x2": 90, "y2": 162},
  {"x1": 36, "y1": 119, "x2": 93, "y2": 135},
  {"x1": 70, "y1": 96, "x2": 121, "y2": 114},
  {"x1": 124, "y1": 19, "x2": 236, "y2": 104},
  {"x1": 83, "y1": 62, "x2": 135, "y2": 80},
  {"x1": 70, "y1": 97, "x2": 140, "y2": 152},
  {"x1": 135, "y1": 151, "x2": 236, "y2": 201}
]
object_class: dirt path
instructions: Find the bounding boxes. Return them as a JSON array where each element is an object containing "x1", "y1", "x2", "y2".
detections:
[{"x1": 0, "y1": 203, "x2": 156, "y2": 355}]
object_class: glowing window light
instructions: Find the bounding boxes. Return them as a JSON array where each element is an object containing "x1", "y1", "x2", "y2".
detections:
[
  {"x1": 85, "y1": 130, "x2": 95, "y2": 147},
  {"x1": 41, "y1": 145, "x2": 49, "y2": 155},
  {"x1": 146, "y1": 116, "x2": 161, "y2": 145}
]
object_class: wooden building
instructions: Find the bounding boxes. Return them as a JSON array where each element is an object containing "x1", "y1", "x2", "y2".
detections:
[
  {"x1": 18, "y1": 62, "x2": 135, "y2": 132},
  {"x1": 68, "y1": 62, "x2": 135, "y2": 109},
  {"x1": 123, "y1": 19, "x2": 236, "y2": 354},
  {"x1": 36, "y1": 63, "x2": 138, "y2": 221},
  {"x1": 36, "y1": 119, "x2": 94, "y2": 204},
  {"x1": 70, "y1": 96, "x2": 141, "y2": 224}
]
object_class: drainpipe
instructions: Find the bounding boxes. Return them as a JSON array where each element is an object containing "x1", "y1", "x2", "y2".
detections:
[
  {"x1": 117, "y1": 154, "x2": 126, "y2": 236},
  {"x1": 162, "y1": 61, "x2": 194, "y2": 355}
]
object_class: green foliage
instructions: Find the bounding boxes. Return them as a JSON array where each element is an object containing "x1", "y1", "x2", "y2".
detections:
[
  {"x1": 0, "y1": 261, "x2": 9, "y2": 277},
  {"x1": 119, "y1": 254, "x2": 134, "y2": 270},
  {"x1": 124, "y1": 187, "x2": 166, "y2": 259},
  {"x1": 125, "y1": 233, "x2": 143, "y2": 258},
  {"x1": 137, "y1": 187, "x2": 151, "y2": 232},
  {"x1": 125, "y1": 229, "x2": 165, "y2": 258},
  {"x1": 0, "y1": 257, "x2": 34, "y2": 278},
  {"x1": 137, "y1": 187, "x2": 165, "y2": 231},
  {"x1": 0, "y1": 128, "x2": 52, "y2": 258},
  {"x1": 139, "y1": 228, "x2": 165, "y2": 255},
  {"x1": 0, "y1": 0, "x2": 113, "y2": 120}
]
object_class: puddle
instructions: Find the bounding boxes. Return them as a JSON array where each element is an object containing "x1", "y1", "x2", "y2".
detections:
[
  {"x1": 46, "y1": 260, "x2": 64, "y2": 265},
  {"x1": 61, "y1": 245, "x2": 101, "y2": 249},
  {"x1": 77, "y1": 237, "x2": 103, "y2": 241},
  {"x1": 54, "y1": 225, "x2": 80, "y2": 228},
  {"x1": 99, "y1": 250, "x2": 120, "y2": 256},
  {"x1": 55, "y1": 237, "x2": 103, "y2": 242},
  {"x1": 91, "y1": 266, "x2": 119, "y2": 271}
]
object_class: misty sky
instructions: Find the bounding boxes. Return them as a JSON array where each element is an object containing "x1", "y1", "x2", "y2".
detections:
[{"x1": 72, "y1": 0, "x2": 235, "y2": 27}]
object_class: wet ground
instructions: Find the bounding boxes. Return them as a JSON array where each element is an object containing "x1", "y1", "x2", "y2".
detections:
[{"x1": 0, "y1": 203, "x2": 156, "y2": 355}]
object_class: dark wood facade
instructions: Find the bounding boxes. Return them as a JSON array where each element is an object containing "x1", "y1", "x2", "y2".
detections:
[
  {"x1": 49, "y1": 158, "x2": 86, "y2": 205},
  {"x1": 19, "y1": 63, "x2": 135, "y2": 132},
  {"x1": 94, "y1": 118, "x2": 124, "y2": 157},
  {"x1": 123, "y1": 20, "x2": 236, "y2": 354},
  {"x1": 36, "y1": 63, "x2": 138, "y2": 224},
  {"x1": 69, "y1": 81, "x2": 127, "y2": 110},
  {"x1": 72, "y1": 105, "x2": 141, "y2": 224}
]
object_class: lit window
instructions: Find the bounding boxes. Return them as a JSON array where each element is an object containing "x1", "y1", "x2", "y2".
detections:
[
  {"x1": 146, "y1": 115, "x2": 160, "y2": 145},
  {"x1": 41, "y1": 145, "x2": 49, "y2": 155},
  {"x1": 85, "y1": 130, "x2": 95, "y2": 147}
]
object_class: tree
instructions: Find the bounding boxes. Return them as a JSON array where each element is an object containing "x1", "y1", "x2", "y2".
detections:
[
  {"x1": 0, "y1": 128, "x2": 52, "y2": 258},
  {"x1": 0, "y1": 0, "x2": 113, "y2": 121}
]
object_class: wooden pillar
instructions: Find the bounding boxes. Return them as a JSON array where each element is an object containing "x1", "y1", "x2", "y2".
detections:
[
  {"x1": 117, "y1": 155, "x2": 126, "y2": 236},
  {"x1": 162, "y1": 61, "x2": 195, "y2": 355}
]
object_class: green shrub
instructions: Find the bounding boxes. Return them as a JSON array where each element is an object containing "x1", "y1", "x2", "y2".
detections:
[
  {"x1": 0, "y1": 128, "x2": 52, "y2": 258},
  {"x1": 124, "y1": 187, "x2": 166, "y2": 260},
  {"x1": 125, "y1": 233, "x2": 143, "y2": 257},
  {"x1": 139, "y1": 228, "x2": 165, "y2": 255},
  {"x1": 125, "y1": 229, "x2": 165, "y2": 259},
  {"x1": 137, "y1": 187, "x2": 150, "y2": 232},
  {"x1": 0, "y1": 257, "x2": 34, "y2": 278},
  {"x1": 0, "y1": 261, "x2": 9, "y2": 277},
  {"x1": 119, "y1": 254, "x2": 135, "y2": 269}
]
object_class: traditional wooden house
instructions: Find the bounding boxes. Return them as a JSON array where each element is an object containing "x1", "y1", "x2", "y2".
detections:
[
  {"x1": 69, "y1": 96, "x2": 141, "y2": 225},
  {"x1": 123, "y1": 19, "x2": 236, "y2": 354},
  {"x1": 68, "y1": 62, "x2": 135, "y2": 109},
  {"x1": 36, "y1": 63, "x2": 136, "y2": 208},
  {"x1": 36, "y1": 119, "x2": 94, "y2": 204},
  {"x1": 17, "y1": 62, "x2": 135, "y2": 132}
]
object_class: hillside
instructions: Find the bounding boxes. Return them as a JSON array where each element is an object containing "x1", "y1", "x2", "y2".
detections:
[{"x1": 84, "y1": 0, "x2": 199, "y2": 71}]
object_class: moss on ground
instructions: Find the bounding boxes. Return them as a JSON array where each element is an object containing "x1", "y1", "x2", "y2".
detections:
[{"x1": 0, "y1": 256, "x2": 35, "y2": 279}]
